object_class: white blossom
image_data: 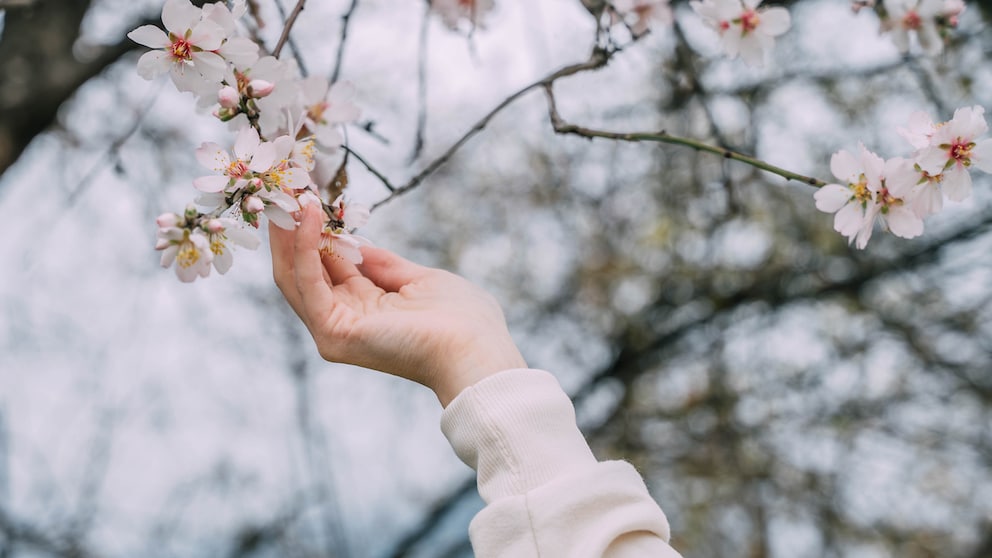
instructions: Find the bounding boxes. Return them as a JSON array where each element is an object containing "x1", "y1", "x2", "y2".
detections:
[
  {"x1": 690, "y1": 0, "x2": 791, "y2": 67},
  {"x1": 612, "y1": 0, "x2": 673, "y2": 35},
  {"x1": 815, "y1": 145, "x2": 923, "y2": 248},
  {"x1": 915, "y1": 105, "x2": 992, "y2": 201},
  {"x1": 127, "y1": 0, "x2": 228, "y2": 92}
]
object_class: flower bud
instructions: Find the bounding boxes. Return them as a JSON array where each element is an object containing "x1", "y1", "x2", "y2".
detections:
[
  {"x1": 155, "y1": 237, "x2": 172, "y2": 250},
  {"x1": 248, "y1": 79, "x2": 275, "y2": 98},
  {"x1": 249, "y1": 177, "x2": 264, "y2": 190},
  {"x1": 184, "y1": 205, "x2": 199, "y2": 221},
  {"x1": 218, "y1": 86, "x2": 240, "y2": 108},
  {"x1": 205, "y1": 219, "x2": 225, "y2": 234},
  {"x1": 156, "y1": 212, "x2": 179, "y2": 228},
  {"x1": 242, "y1": 195, "x2": 265, "y2": 213}
]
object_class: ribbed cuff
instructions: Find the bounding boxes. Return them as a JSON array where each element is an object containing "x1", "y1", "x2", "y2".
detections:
[{"x1": 440, "y1": 369, "x2": 597, "y2": 503}]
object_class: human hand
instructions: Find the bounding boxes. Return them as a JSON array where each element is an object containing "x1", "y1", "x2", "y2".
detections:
[{"x1": 270, "y1": 205, "x2": 527, "y2": 406}]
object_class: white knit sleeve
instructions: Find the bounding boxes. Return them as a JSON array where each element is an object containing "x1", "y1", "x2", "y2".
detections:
[{"x1": 440, "y1": 369, "x2": 684, "y2": 558}]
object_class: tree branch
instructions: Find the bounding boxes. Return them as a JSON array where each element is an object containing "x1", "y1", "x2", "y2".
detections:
[
  {"x1": 542, "y1": 83, "x2": 828, "y2": 188},
  {"x1": 272, "y1": 0, "x2": 307, "y2": 59},
  {"x1": 369, "y1": 47, "x2": 613, "y2": 210},
  {"x1": 329, "y1": 0, "x2": 361, "y2": 83}
]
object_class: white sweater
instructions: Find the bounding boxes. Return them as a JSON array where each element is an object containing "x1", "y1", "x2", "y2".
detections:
[{"x1": 440, "y1": 369, "x2": 684, "y2": 558}]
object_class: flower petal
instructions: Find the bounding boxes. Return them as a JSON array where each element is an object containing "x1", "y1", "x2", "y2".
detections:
[
  {"x1": 249, "y1": 142, "x2": 277, "y2": 173},
  {"x1": 196, "y1": 142, "x2": 231, "y2": 171},
  {"x1": 279, "y1": 167, "x2": 313, "y2": 190},
  {"x1": 814, "y1": 184, "x2": 852, "y2": 213},
  {"x1": 136, "y1": 50, "x2": 173, "y2": 79},
  {"x1": 264, "y1": 205, "x2": 297, "y2": 229},
  {"x1": 885, "y1": 207, "x2": 924, "y2": 239},
  {"x1": 128, "y1": 25, "x2": 171, "y2": 48},
  {"x1": 162, "y1": 0, "x2": 201, "y2": 35},
  {"x1": 970, "y1": 139, "x2": 992, "y2": 173},
  {"x1": 218, "y1": 37, "x2": 259, "y2": 67},
  {"x1": 758, "y1": 7, "x2": 790, "y2": 36},
  {"x1": 942, "y1": 165, "x2": 972, "y2": 201},
  {"x1": 188, "y1": 19, "x2": 225, "y2": 51},
  {"x1": 916, "y1": 146, "x2": 948, "y2": 175},
  {"x1": 234, "y1": 127, "x2": 261, "y2": 161},
  {"x1": 830, "y1": 150, "x2": 860, "y2": 182},
  {"x1": 191, "y1": 50, "x2": 227, "y2": 82},
  {"x1": 193, "y1": 174, "x2": 231, "y2": 193}
]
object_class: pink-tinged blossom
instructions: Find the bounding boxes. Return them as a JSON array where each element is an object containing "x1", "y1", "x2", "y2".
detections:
[
  {"x1": 881, "y1": 0, "x2": 945, "y2": 55},
  {"x1": 612, "y1": 0, "x2": 673, "y2": 35},
  {"x1": 194, "y1": 127, "x2": 277, "y2": 194},
  {"x1": 127, "y1": 0, "x2": 227, "y2": 92},
  {"x1": 317, "y1": 196, "x2": 372, "y2": 264},
  {"x1": 203, "y1": 217, "x2": 260, "y2": 274},
  {"x1": 915, "y1": 105, "x2": 992, "y2": 201},
  {"x1": 898, "y1": 110, "x2": 937, "y2": 150},
  {"x1": 157, "y1": 223, "x2": 214, "y2": 282},
  {"x1": 211, "y1": 56, "x2": 294, "y2": 127},
  {"x1": 330, "y1": 195, "x2": 371, "y2": 230},
  {"x1": 201, "y1": 0, "x2": 258, "y2": 67},
  {"x1": 300, "y1": 78, "x2": 361, "y2": 151},
  {"x1": 815, "y1": 146, "x2": 923, "y2": 248},
  {"x1": 689, "y1": 0, "x2": 791, "y2": 67},
  {"x1": 430, "y1": 0, "x2": 495, "y2": 31},
  {"x1": 908, "y1": 167, "x2": 945, "y2": 217}
]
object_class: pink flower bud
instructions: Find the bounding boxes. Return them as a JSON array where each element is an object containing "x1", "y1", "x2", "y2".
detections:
[
  {"x1": 156, "y1": 213, "x2": 179, "y2": 228},
  {"x1": 248, "y1": 79, "x2": 275, "y2": 98},
  {"x1": 242, "y1": 195, "x2": 265, "y2": 213},
  {"x1": 205, "y1": 219, "x2": 225, "y2": 234},
  {"x1": 249, "y1": 177, "x2": 264, "y2": 190},
  {"x1": 218, "y1": 86, "x2": 240, "y2": 108}
]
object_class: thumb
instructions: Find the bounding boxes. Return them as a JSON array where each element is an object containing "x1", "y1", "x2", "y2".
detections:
[{"x1": 357, "y1": 246, "x2": 433, "y2": 292}]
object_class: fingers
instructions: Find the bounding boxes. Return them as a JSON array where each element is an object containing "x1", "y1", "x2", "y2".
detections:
[
  {"x1": 294, "y1": 205, "x2": 336, "y2": 326},
  {"x1": 322, "y1": 252, "x2": 362, "y2": 285},
  {"x1": 357, "y1": 246, "x2": 434, "y2": 292},
  {"x1": 269, "y1": 218, "x2": 303, "y2": 313}
]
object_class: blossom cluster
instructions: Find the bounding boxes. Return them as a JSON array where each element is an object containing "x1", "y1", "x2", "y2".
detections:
[
  {"x1": 815, "y1": 106, "x2": 992, "y2": 248},
  {"x1": 854, "y1": 0, "x2": 965, "y2": 56},
  {"x1": 130, "y1": 0, "x2": 370, "y2": 282},
  {"x1": 607, "y1": 0, "x2": 792, "y2": 67}
]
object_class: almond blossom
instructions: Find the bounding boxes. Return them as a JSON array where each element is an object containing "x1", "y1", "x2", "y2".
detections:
[
  {"x1": 318, "y1": 196, "x2": 372, "y2": 264},
  {"x1": 881, "y1": 0, "x2": 945, "y2": 56},
  {"x1": 127, "y1": 0, "x2": 228, "y2": 92},
  {"x1": 612, "y1": 0, "x2": 673, "y2": 35},
  {"x1": 300, "y1": 78, "x2": 362, "y2": 151},
  {"x1": 689, "y1": 0, "x2": 791, "y2": 67},
  {"x1": 815, "y1": 145, "x2": 923, "y2": 249},
  {"x1": 915, "y1": 105, "x2": 992, "y2": 201},
  {"x1": 194, "y1": 128, "x2": 312, "y2": 194},
  {"x1": 203, "y1": 217, "x2": 260, "y2": 274},
  {"x1": 156, "y1": 211, "x2": 214, "y2": 282}
]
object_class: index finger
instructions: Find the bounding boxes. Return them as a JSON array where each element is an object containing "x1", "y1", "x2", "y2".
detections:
[
  {"x1": 269, "y1": 218, "x2": 304, "y2": 314},
  {"x1": 294, "y1": 205, "x2": 336, "y2": 327}
]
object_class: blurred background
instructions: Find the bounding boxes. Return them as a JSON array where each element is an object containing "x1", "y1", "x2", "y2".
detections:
[{"x1": 1, "y1": 0, "x2": 991, "y2": 556}]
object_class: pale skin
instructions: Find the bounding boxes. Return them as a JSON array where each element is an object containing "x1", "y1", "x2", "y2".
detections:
[{"x1": 270, "y1": 205, "x2": 528, "y2": 407}]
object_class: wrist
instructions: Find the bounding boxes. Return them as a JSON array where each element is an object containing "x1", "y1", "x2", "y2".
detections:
[{"x1": 435, "y1": 341, "x2": 527, "y2": 407}]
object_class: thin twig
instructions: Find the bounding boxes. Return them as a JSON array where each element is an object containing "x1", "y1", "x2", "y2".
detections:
[
  {"x1": 370, "y1": 47, "x2": 613, "y2": 210},
  {"x1": 409, "y1": 3, "x2": 432, "y2": 161},
  {"x1": 273, "y1": 0, "x2": 307, "y2": 60},
  {"x1": 330, "y1": 0, "x2": 360, "y2": 83},
  {"x1": 542, "y1": 84, "x2": 828, "y2": 188},
  {"x1": 342, "y1": 145, "x2": 395, "y2": 192}
]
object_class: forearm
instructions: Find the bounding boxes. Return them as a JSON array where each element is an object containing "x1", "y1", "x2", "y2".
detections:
[{"x1": 441, "y1": 369, "x2": 683, "y2": 558}]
